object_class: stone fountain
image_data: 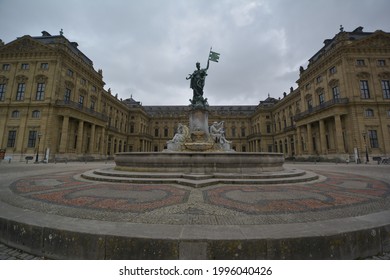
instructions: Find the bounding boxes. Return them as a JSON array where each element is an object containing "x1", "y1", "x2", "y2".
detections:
[{"x1": 115, "y1": 58, "x2": 285, "y2": 176}]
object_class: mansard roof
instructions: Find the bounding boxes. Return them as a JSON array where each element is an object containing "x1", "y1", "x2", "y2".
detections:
[
  {"x1": 31, "y1": 31, "x2": 93, "y2": 66},
  {"x1": 308, "y1": 26, "x2": 390, "y2": 65}
]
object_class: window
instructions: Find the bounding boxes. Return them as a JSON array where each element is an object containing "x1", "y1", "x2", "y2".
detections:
[
  {"x1": 35, "y1": 83, "x2": 45, "y2": 100},
  {"x1": 7, "y1": 130, "x2": 17, "y2": 147},
  {"x1": 368, "y1": 130, "x2": 379, "y2": 148},
  {"x1": 356, "y1": 59, "x2": 365, "y2": 66},
  {"x1": 332, "y1": 86, "x2": 340, "y2": 100},
  {"x1": 360, "y1": 80, "x2": 370, "y2": 99},
  {"x1": 32, "y1": 110, "x2": 40, "y2": 118},
  {"x1": 387, "y1": 110, "x2": 390, "y2": 117},
  {"x1": 382, "y1": 80, "x2": 390, "y2": 99},
  {"x1": 67, "y1": 69, "x2": 73, "y2": 77},
  {"x1": 78, "y1": 95, "x2": 84, "y2": 106},
  {"x1": 0, "y1": 84, "x2": 6, "y2": 101},
  {"x1": 2, "y1": 64, "x2": 10, "y2": 71},
  {"x1": 241, "y1": 127, "x2": 246, "y2": 137},
  {"x1": 266, "y1": 124, "x2": 271, "y2": 134},
  {"x1": 11, "y1": 110, "x2": 20, "y2": 118},
  {"x1": 231, "y1": 127, "x2": 236, "y2": 137},
  {"x1": 91, "y1": 85, "x2": 96, "y2": 92},
  {"x1": 329, "y1": 66, "x2": 336, "y2": 75},
  {"x1": 27, "y1": 131, "x2": 37, "y2": 148},
  {"x1": 16, "y1": 83, "x2": 25, "y2": 100},
  {"x1": 378, "y1": 60, "x2": 386, "y2": 67},
  {"x1": 130, "y1": 124, "x2": 135, "y2": 133},
  {"x1": 64, "y1": 88, "x2": 71, "y2": 102},
  {"x1": 90, "y1": 99, "x2": 95, "y2": 111},
  {"x1": 316, "y1": 76, "x2": 322, "y2": 83},
  {"x1": 21, "y1": 63, "x2": 29, "y2": 70},
  {"x1": 164, "y1": 128, "x2": 169, "y2": 137},
  {"x1": 154, "y1": 128, "x2": 159, "y2": 137},
  {"x1": 40, "y1": 63, "x2": 49, "y2": 70},
  {"x1": 319, "y1": 92, "x2": 325, "y2": 104},
  {"x1": 307, "y1": 99, "x2": 313, "y2": 111},
  {"x1": 80, "y1": 78, "x2": 86, "y2": 85},
  {"x1": 365, "y1": 109, "x2": 374, "y2": 117}
]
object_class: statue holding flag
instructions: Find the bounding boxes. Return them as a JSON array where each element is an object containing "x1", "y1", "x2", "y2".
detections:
[{"x1": 187, "y1": 48, "x2": 220, "y2": 109}]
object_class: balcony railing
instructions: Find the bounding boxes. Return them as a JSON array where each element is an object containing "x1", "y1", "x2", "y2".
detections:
[
  {"x1": 55, "y1": 100, "x2": 108, "y2": 122},
  {"x1": 294, "y1": 98, "x2": 349, "y2": 121}
]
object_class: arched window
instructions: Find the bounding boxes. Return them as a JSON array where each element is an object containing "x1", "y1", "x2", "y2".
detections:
[
  {"x1": 32, "y1": 110, "x2": 41, "y2": 118},
  {"x1": 11, "y1": 110, "x2": 20, "y2": 118}
]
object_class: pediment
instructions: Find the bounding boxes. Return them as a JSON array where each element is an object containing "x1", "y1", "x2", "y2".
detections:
[
  {"x1": 0, "y1": 36, "x2": 54, "y2": 54},
  {"x1": 348, "y1": 31, "x2": 390, "y2": 49}
]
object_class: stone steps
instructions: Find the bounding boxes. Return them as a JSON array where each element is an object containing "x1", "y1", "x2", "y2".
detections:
[{"x1": 81, "y1": 168, "x2": 320, "y2": 188}]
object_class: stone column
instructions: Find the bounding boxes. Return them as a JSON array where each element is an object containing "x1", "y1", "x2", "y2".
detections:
[
  {"x1": 89, "y1": 124, "x2": 96, "y2": 154},
  {"x1": 296, "y1": 126, "x2": 302, "y2": 155},
  {"x1": 306, "y1": 123, "x2": 313, "y2": 155},
  {"x1": 59, "y1": 116, "x2": 69, "y2": 153},
  {"x1": 319, "y1": 119, "x2": 327, "y2": 155},
  {"x1": 334, "y1": 115, "x2": 345, "y2": 154},
  {"x1": 76, "y1": 120, "x2": 84, "y2": 154}
]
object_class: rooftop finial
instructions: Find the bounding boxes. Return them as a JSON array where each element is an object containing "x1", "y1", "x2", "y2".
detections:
[
  {"x1": 339, "y1": 25, "x2": 344, "y2": 32},
  {"x1": 60, "y1": 29, "x2": 63, "y2": 36}
]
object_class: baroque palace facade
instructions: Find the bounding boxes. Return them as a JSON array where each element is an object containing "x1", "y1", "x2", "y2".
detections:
[{"x1": 1, "y1": 27, "x2": 390, "y2": 162}]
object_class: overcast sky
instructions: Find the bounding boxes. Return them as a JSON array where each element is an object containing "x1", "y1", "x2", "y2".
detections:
[{"x1": 1, "y1": 0, "x2": 390, "y2": 106}]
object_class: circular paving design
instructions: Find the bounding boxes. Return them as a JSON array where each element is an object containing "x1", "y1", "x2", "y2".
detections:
[{"x1": 7, "y1": 169, "x2": 390, "y2": 225}]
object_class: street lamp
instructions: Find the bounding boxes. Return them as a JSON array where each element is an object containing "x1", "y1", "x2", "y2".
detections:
[
  {"x1": 35, "y1": 133, "x2": 42, "y2": 163},
  {"x1": 362, "y1": 132, "x2": 369, "y2": 164}
]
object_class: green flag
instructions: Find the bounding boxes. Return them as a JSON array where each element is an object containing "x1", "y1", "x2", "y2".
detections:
[{"x1": 209, "y1": 50, "x2": 220, "y2": 62}]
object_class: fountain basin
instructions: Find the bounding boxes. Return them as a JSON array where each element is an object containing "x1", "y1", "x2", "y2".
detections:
[{"x1": 115, "y1": 152, "x2": 284, "y2": 173}]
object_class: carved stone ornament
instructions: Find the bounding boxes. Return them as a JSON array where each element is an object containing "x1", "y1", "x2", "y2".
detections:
[
  {"x1": 356, "y1": 72, "x2": 370, "y2": 79},
  {"x1": 16, "y1": 75, "x2": 28, "y2": 83},
  {"x1": 328, "y1": 79, "x2": 339, "y2": 87},
  {"x1": 378, "y1": 72, "x2": 390, "y2": 79},
  {"x1": 35, "y1": 74, "x2": 48, "y2": 83},
  {"x1": 0, "y1": 75, "x2": 9, "y2": 83},
  {"x1": 64, "y1": 80, "x2": 75, "y2": 88}
]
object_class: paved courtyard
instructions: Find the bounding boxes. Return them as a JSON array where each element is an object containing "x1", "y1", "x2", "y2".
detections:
[{"x1": 0, "y1": 160, "x2": 389, "y2": 259}]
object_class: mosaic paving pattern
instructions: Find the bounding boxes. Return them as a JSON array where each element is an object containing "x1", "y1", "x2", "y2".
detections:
[
  {"x1": 203, "y1": 171, "x2": 390, "y2": 214},
  {"x1": 9, "y1": 170, "x2": 390, "y2": 217}
]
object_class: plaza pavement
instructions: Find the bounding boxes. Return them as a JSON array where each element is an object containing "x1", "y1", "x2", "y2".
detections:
[{"x1": 0, "y1": 160, "x2": 389, "y2": 259}]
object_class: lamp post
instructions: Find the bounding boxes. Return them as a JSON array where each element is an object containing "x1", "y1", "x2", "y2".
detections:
[
  {"x1": 35, "y1": 133, "x2": 42, "y2": 163},
  {"x1": 362, "y1": 132, "x2": 369, "y2": 164}
]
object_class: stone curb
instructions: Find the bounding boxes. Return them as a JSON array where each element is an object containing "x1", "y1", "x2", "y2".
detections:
[{"x1": 0, "y1": 200, "x2": 389, "y2": 259}]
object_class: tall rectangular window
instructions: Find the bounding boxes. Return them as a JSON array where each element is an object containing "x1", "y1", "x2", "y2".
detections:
[
  {"x1": 332, "y1": 86, "x2": 340, "y2": 100},
  {"x1": 241, "y1": 127, "x2": 246, "y2": 137},
  {"x1": 7, "y1": 130, "x2": 17, "y2": 147},
  {"x1": 16, "y1": 83, "x2": 25, "y2": 101},
  {"x1": 64, "y1": 88, "x2": 71, "y2": 102},
  {"x1": 36, "y1": 83, "x2": 45, "y2": 100},
  {"x1": 381, "y1": 80, "x2": 390, "y2": 99},
  {"x1": 164, "y1": 128, "x2": 169, "y2": 137},
  {"x1": 319, "y1": 92, "x2": 325, "y2": 104},
  {"x1": 360, "y1": 80, "x2": 370, "y2": 99},
  {"x1": 0, "y1": 84, "x2": 6, "y2": 101},
  {"x1": 28, "y1": 130, "x2": 37, "y2": 148},
  {"x1": 368, "y1": 130, "x2": 379, "y2": 148},
  {"x1": 78, "y1": 95, "x2": 84, "y2": 106}
]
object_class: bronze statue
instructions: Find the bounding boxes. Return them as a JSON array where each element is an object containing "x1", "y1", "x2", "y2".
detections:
[
  {"x1": 187, "y1": 48, "x2": 220, "y2": 109},
  {"x1": 186, "y1": 61, "x2": 209, "y2": 107}
]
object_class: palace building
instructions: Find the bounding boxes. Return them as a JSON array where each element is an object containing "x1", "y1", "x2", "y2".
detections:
[{"x1": 0, "y1": 27, "x2": 389, "y2": 162}]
